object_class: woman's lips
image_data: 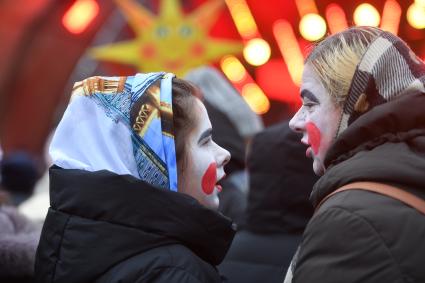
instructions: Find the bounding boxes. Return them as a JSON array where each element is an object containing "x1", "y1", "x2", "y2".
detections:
[
  {"x1": 306, "y1": 147, "x2": 313, "y2": 158},
  {"x1": 215, "y1": 174, "x2": 226, "y2": 193},
  {"x1": 216, "y1": 185, "x2": 222, "y2": 192}
]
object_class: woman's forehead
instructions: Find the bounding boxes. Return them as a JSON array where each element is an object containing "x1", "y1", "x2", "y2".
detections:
[
  {"x1": 199, "y1": 102, "x2": 212, "y2": 128},
  {"x1": 301, "y1": 66, "x2": 328, "y2": 100},
  {"x1": 301, "y1": 64, "x2": 322, "y2": 84},
  {"x1": 191, "y1": 100, "x2": 212, "y2": 133}
]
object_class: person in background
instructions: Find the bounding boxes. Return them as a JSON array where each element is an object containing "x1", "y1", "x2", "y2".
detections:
[
  {"x1": 218, "y1": 121, "x2": 318, "y2": 283},
  {"x1": 0, "y1": 151, "x2": 42, "y2": 282},
  {"x1": 35, "y1": 73, "x2": 234, "y2": 283},
  {"x1": 287, "y1": 26, "x2": 425, "y2": 282},
  {"x1": 1, "y1": 152, "x2": 40, "y2": 206},
  {"x1": 185, "y1": 66, "x2": 263, "y2": 225}
]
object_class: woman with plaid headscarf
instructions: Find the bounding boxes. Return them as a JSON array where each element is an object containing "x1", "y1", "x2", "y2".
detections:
[{"x1": 287, "y1": 27, "x2": 425, "y2": 282}]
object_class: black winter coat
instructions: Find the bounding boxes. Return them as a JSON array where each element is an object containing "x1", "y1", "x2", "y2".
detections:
[
  {"x1": 35, "y1": 167, "x2": 236, "y2": 283},
  {"x1": 219, "y1": 122, "x2": 318, "y2": 283},
  {"x1": 289, "y1": 91, "x2": 425, "y2": 282}
]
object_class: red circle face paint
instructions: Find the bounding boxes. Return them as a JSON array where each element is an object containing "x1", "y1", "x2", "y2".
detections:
[
  {"x1": 201, "y1": 163, "x2": 217, "y2": 195},
  {"x1": 306, "y1": 122, "x2": 321, "y2": 155}
]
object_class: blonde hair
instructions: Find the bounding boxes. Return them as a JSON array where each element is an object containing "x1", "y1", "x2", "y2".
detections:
[{"x1": 306, "y1": 26, "x2": 382, "y2": 105}]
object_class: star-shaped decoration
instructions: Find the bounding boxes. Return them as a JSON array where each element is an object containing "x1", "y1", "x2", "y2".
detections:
[{"x1": 89, "y1": 0, "x2": 243, "y2": 76}]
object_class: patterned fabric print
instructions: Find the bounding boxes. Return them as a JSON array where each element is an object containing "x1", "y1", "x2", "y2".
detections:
[
  {"x1": 129, "y1": 73, "x2": 177, "y2": 191},
  {"x1": 72, "y1": 76, "x2": 127, "y2": 96},
  {"x1": 336, "y1": 31, "x2": 425, "y2": 137},
  {"x1": 78, "y1": 73, "x2": 178, "y2": 191}
]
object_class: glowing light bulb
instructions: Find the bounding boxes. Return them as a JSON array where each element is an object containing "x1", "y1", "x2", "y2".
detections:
[
  {"x1": 415, "y1": 0, "x2": 425, "y2": 7},
  {"x1": 220, "y1": 56, "x2": 247, "y2": 83},
  {"x1": 299, "y1": 13, "x2": 327, "y2": 41},
  {"x1": 62, "y1": 0, "x2": 99, "y2": 34},
  {"x1": 243, "y1": 38, "x2": 271, "y2": 66},
  {"x1": 241, "y1": 83, "x2": 270, "y2": 114},
  {"x1": 407, "y1": 3, "x2": 425, "y2": 29},
  {"x1": 354, "y1": 3, "x2": 381, "y2": 27}
]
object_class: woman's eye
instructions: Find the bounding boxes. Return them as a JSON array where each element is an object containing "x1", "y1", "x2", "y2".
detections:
[
  {"x1": 303, "y1": 103, "x2": 315, "y2": 108},
  {"x1": 201, "y1": 137, "x2": 212, "y2": 145},
  {"x1": 302, "y1": 100, "x2": 317, "y2": 108}
]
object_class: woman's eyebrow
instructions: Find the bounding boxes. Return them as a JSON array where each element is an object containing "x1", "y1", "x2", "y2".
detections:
[
  {"x1": 198, "y1": 128, "x2": 212, "y2": 143},
  {"x1": 301, "y1": 89, "x2": 319, "y2": 103}
]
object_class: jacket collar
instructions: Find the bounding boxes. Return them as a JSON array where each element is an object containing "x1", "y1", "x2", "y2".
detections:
[
  {"x1": 49, "y1": 166, "x2": 235, "y2": 265},
  {"x1": 325, "y1": 91, "x2": 425, "y2": 168},
  {"x1": 312, "y1": 92, "x2": 425, "y2": 207}
]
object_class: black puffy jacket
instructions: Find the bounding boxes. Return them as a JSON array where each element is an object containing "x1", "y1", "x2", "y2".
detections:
[{"x1": 35, "y1": 167, "x2": 235, "y2": 283}]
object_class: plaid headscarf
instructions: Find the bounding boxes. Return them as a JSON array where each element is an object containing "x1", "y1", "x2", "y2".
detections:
[
  {"x1": 50, "y1": 72, "x2": 178, "y2": 191},
  {"x1": 336, "y1": 30, "x2": 425, "y2": 138}
]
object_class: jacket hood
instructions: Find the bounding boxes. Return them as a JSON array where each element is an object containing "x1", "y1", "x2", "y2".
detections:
[
  {"x1": 36, "y1": 167, "x2": 235, "y2": 282},
  {"x1": 245, "y1": 122, "x2": 318, "y2": 234},
  {"x1": 313, "y1": 91, "x2": 425, "y2": 207}
]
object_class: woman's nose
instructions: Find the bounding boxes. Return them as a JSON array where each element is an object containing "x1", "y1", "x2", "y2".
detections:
[
  {"x1": 217, "y1": 144, "x2": 231, "y2": 167},
  {"x1": 289, "y1": 108, "x2": 305, "y2": 133}
]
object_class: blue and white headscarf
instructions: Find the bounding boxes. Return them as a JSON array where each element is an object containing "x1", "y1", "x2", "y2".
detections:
[{"x1": 50, "y1": 72, "x2": 178, "y2": 191}]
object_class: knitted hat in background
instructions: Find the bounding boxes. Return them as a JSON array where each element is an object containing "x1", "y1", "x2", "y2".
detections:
[{"x1": 336, "y1": 30, "x2": 425, "y2": 138}]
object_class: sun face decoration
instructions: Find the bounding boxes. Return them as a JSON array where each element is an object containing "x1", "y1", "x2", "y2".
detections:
[{"x1": 89, "y1": 0, "x2": 243, "y2": 76}]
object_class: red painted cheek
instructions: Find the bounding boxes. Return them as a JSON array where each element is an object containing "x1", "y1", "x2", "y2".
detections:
[
  {"x1": 306, "y1": 122, "x2": 321, "y2": 155},
  {"x1": 201, "y1": 163, "x2": 217, "y2": 195}
]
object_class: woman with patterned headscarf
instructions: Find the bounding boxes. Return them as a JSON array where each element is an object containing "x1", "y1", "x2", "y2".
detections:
[
  {"x1": 34, "y1": 73, "x2": 234, "y2": 283},
  {"x1": 287, "y1": 27, "x2": 425, "y2": 282}
]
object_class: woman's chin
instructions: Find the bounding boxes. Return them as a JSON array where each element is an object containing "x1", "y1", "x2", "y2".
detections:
[
  {"x1": 202, "y1": 193, "x2": 219, "y2": 210},
  {"x1": 312, "y1": 158, "x2": 325, "y2": 176}
]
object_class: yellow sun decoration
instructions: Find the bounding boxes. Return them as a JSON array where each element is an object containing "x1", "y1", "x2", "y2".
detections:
[{"x1": 89, "y1": 0, "x2": 243, "y2": 76}]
